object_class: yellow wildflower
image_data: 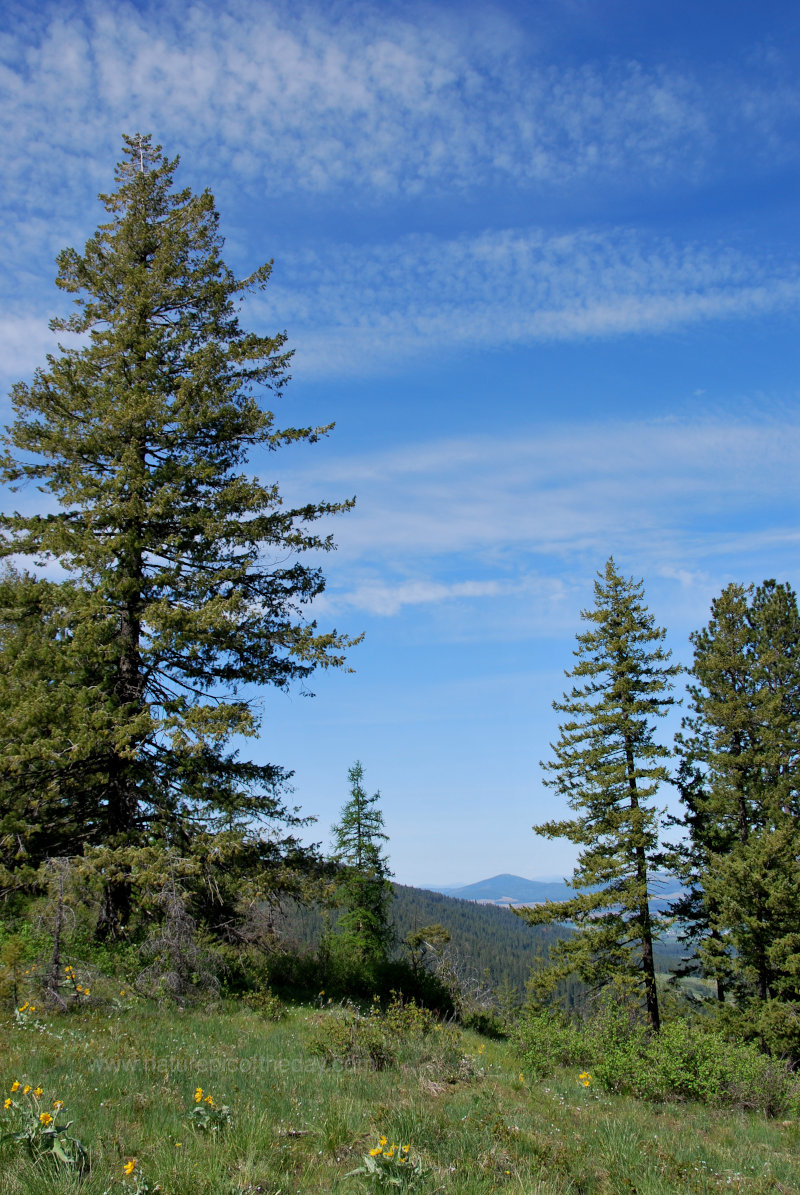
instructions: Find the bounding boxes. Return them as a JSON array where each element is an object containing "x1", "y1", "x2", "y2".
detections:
[
  {"x1": 53, "y1": 1100, "x2": 64, "y2": 1110},
  {"x1": 23, "y1": 1085, "x2": 31, "y2": 1095},
  {"x1": 3, "y1": 1099, "x2": 11, "y2": 1109},
  {"x1": 34, "y1": 1088, "x2": 43, "y2": 1098},
  {"x1": 379, "y1": 1135, "x2": 387, "y2": 1145},
  {"x1": 39, "y1": 1112, "x2": 53, "y2": 1126},
  {"x1": 369, "y1": 1147, "x2": 382, "y2": 1156},
  {"x1": 84, "y1": 988, "x2": 91, "y2": 996},
  {"x1": 123, "y1": 1158, "x2": 137, "y2": 1176},
  {"x1": 18, "y1": 1002, "x2": 28, "y2": 1012},
  {"x1": 204, "y1": 1095, "x2": 214, "y2": 1106},
  {"x1": 29, "y1": 1006, "x2": 35, "y2": 1012},
  {"x1": 10, "y1": 1082, "x2": 20, "y2": 1093},
  {"x1": 175, "y1": 1141, "x2": 182, "y2": 1147},
  {"x1": 402, "y1": 1145, "x2": 410, "y2": 1152},
  {"x1": 194, "y1": 1087, "x2": 203, "y2": 1102}
]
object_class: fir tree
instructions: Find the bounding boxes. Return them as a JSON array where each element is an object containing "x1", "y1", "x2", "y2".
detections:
[
  {"x1": 330, "y1": 762, "x2": 393, "y2": 966},
  {"x1": 0, "y1": 135, "x2": 357, "y2": 934},
  {"x1": 671, "y1": 581, "x2": 800, "y2": 1005},
  {"x1": 517, "y1": 558, "x2": 679, "y2": 1030}
]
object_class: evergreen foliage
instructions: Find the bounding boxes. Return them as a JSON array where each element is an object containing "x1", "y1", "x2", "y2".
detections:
[
  {"x1": 671, "y1": 580, "x2": 800, "y2": 1010},
  {"x1": 0, "y1": 135, "x2": 357, "y2": 931},
  {"x1": 329, "y1": 762, "x2": 393, "y2": 966},
  {"x1": 518, "y1": 558, "x2": 679, "y2": 1030}
]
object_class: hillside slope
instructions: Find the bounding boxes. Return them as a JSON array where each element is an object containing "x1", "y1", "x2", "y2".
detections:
[{"x1": 275, "y1": 882, "x2": 685, "y2": 996}]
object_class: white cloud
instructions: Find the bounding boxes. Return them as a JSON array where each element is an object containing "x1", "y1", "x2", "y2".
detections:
[
  {"x1": 2, "y1": 3, "x2": 799, "y2": 383},
  {"x1": 285, "y1": 412, "x2": 800, "y2": 648},
  {"x1": 7, "y1": 222, "x2": 798, "y2": 387},
  {"x1": 317, "y1": 574, "x2": 564, "y2": 616},
  {"x1": 1, "y1": 0, "x2": 795, "y2": 227},
  {"x1": 259, "y1": 227, "x2": 800, "y2": 375},
  {"x1": 284, "y1": 413, "x2": 800, "y2": 583}
]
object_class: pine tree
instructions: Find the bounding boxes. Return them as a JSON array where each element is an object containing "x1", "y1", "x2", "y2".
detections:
[
  {"x1": 330, "y1": 761, "x2": 393, "y2": 966},
  {"x1": 0, "y1": 135, "x2": 357, "y2": 934},
  {"x1": 517, "y1": 558, "x2": 679, "y2": 1030},
  {"x1": 672, "y1": 581, "x2": 800, "y2": 1005}
]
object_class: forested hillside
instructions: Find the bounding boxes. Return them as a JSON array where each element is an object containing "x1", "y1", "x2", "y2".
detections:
[{"x1": 274, "y1": 883, "x2": 685, "y2": 998}]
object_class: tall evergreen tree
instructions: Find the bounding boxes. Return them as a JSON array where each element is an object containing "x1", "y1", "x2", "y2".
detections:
[
  {"x1": 517, "y1": 558, "x2": 679, "y2": 1030},
  {"x1": 0, "y1": 135, "x2": 357, "y2": 933},
  {"x1": 330, "y1": 761, "x2": 393, "y2": 966},
  {"x1": 671, "y1": 581, "x2": 800, "y2": 1005}
]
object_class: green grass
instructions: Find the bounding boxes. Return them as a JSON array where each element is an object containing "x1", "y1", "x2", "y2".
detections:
[{"x1": 2, "y1": 999, "x2": 800, "y2": 1194}]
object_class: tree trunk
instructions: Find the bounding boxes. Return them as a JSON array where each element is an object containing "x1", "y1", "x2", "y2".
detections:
[{"x1": 625, "y1": 737, "x2": 660, "y2": 1033}]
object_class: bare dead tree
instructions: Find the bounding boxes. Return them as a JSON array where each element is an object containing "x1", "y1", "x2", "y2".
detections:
[{"x1": 136, "y1": 868, "x2": 220, "y2": 1005}]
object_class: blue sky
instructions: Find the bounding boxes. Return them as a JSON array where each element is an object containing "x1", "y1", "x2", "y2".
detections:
[{"x1": 2, "y1": 0, "x2": 799, "y2": 886}]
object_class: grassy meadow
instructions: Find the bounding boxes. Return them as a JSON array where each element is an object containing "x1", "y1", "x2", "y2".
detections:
[{"x1": 2, "y1": 996, "x2": 799, "y2": 1195}]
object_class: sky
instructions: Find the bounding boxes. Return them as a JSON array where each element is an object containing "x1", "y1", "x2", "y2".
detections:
[{"x1": 2, "y1": 0, "x2": 799, "y2": 887}]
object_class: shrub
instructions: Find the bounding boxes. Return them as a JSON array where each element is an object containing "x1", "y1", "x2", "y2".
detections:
[
  {"x1": 601, "y1": 1018, "x2": 800, "y2": 1115},
  {"x1": 516, "y1": 989, "x2": 800, "y2": 1116},
  {"x1": 515, "y1": 1008, "x2": 584, "y2": 1077},
  {"x1": 383, "y1": 993, "x2": 437, "y2": 1038},
  {"x1": 460, "y1": 1007, "x2": 508, "y2": 1039},
  {"x1": 308, "y1": 1006, "x2": 396, "y2": 1071},
  {"x1": 241, "y1": 986, "x2": 287, "y2": 1021}
]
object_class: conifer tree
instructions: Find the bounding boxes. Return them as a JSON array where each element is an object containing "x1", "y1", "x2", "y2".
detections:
[
  {"x1": 330, "y1": 761, "x2": 393, "y2": 966},
  {"x1": 672, "y1": 581, "x2": 800, "y2": 1005},
  {"x1": 0, "y1": 135, "x2": 357, "y2": 933},
  {"x1": 517, "y1": 558, "x2": 679, "y2": 1030}
]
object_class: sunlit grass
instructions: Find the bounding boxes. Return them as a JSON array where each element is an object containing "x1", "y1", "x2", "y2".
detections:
[{"x1": 1, "y1": 1001, "x2": 799, "y2": 1193}]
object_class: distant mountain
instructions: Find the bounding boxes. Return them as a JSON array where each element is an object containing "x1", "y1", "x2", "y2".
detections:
[
  {"x1": 427, "y1": 872, "x2": 684, "y2": 912},
  {"x1": 435, "y1": 874, "x2": 573, "y2": 904}
]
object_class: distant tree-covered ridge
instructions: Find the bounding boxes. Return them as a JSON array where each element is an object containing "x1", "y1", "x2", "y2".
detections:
[{"x1": 274, "y1": 881, "x2": 685, "y2": 1000}]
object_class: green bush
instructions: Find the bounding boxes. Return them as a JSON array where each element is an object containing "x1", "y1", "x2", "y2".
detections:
[
  {"x1": 308, "y1": 1005, "x2": 396, "y2": 1071},
  {"x1": 460, "y1": 1007, "x2": 508, "y2": 1039},
  {"x1": 606, "y1": 1018, "x2": 799, "y2": 1115},
  {"x1": 241, "y1": 985, "x2": 287, "y2": 1021},
  {"x1": 383, "y1": 992, "x2": 437, "y2": 1037},
  {"x1": 515, "y1": 1008, "x2": 584, "y2": 1077},
  {"x1": 516, "y1": 990, "x2": 800, "y2": 1115}
]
